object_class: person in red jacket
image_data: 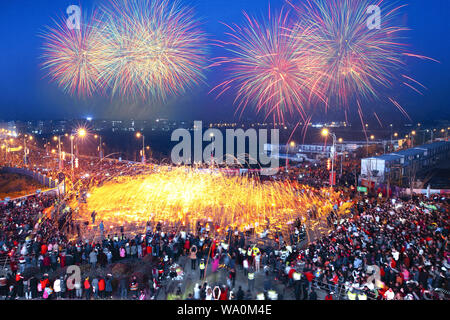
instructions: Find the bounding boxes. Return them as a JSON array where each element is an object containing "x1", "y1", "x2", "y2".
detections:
[
  {"x1": 184, "y1": 239, "x2": 190, "y2": 255},
  {"x1": 84, "y1": 277, "x2": 91, "y2": 300},
  {"x1": 304, "y1": 270, "x2": 314, "y2": 293},
  {"x1": 141, "y1": 243, "x2": 147, "y2": 257},
  {"x1": 288, "y1": 266, "x2": 296, "y2": 280},
  {"x1": 219, "y1": 285, "x2": 228, "y2": 300},
  {"x1": 59, "y1": 253, "x2": 66, "y2": 268},
  {"x1": 325, "y1": 292, "x2": 333, "y2": 300},
  {"x1": 98, "y1": 278, "x2": 105, "y2": 299},
  {"x1": 211, "y1": 241, "x2": 217, "y2": 259},
  {"x1": 43, "y1": 255, "x2": 51, "y2": 273},
  {"x1": 41, "y1": 244, "x2": 48, "y2": 255},
  {"x1": 40, "y1": 275, "x2": 49, "y2": 291}
]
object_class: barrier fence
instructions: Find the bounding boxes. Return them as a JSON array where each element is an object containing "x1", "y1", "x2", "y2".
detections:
[{"x1": 1, "y1": 166, "x2": 58, "y2": 189}]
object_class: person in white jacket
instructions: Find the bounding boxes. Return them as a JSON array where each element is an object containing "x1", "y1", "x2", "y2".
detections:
[
  {"x1": 205, "y1": 286, "x2": 213, "y2": 300},
  {"x1": 20, "y1": 244, "x2": 27, "y2": 256},
  {"x1": 53, "y1": 278, "x2": 61, "y2": 299},
  {"x1": 385, "y1": 288, "x2": 395, "y2": 300},
  {"x1": 193, "y1": 284, "x2": 201, "y2": 300},
  {"x1": 243, "y1": 258, "x2": 249, "y2": 276}
]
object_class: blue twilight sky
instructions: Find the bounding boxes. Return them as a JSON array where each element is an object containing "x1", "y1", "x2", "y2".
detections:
[{"x1": 0, "y1": 0, "x2": 449, "y2": 125}]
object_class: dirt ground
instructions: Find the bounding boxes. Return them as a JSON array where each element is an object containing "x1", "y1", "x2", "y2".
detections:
[{"x1": 0, "y1": 172, "x2": 45, "y2": 200}]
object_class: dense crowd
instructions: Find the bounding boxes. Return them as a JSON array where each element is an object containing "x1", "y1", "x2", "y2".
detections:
[
  {"x1": 0, "y1": 190, "x2": 448, "y2": 300},
  {"x1": 297, "y1": 194, "x2": 449, "y2": 300},
  {"x1": 293, "y1": 160, "x2": 359, "y2": 189},
  {"x1": 0, "y1": 146, "x2": 448, "y2": 301}
]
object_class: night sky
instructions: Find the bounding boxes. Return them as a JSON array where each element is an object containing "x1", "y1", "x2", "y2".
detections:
[{"x1": 0, "y1": 0, "x2": 449, "y2": 124}]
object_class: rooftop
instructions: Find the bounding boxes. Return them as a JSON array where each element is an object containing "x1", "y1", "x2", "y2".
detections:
[{"x1": 364, "y1": 141, "x2": 450, "y2": 162}]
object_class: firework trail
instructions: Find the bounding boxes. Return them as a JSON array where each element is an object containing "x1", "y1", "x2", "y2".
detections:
[
  {"x1": 40, "y1": 11, "x2": 106, "y2": 97},
  {"x1": 211, "y1": 8, "x2": 324, "y2": 123},
  {"x1": 374, "y1": 112, "x2": 383, "y2": 128},
  {"x1": 288, "y1": 0, "x2": 438, "y2": 124},
  {"x1": 96, "y1": 0, "x2": 208, "y2": 101}
]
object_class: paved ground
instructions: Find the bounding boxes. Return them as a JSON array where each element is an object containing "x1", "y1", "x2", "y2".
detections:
[
  {"x1": 158, "y1": 247, "x2": 337, "y2": 300},
  {"x1": 158, "y1": 254, "x2": 297, "y2": 300}
]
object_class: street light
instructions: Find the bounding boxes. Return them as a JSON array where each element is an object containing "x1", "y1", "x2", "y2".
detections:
[
  {"x1": 136, "y1": 132, "x2": 145, "y2": 163},
  {"x1": 78, "y1": 128, "x2": 87, "y2": 138},
  {"x1": 94, "y1": 134, "x2": 103, "y2": 159},
  {"x1": 321, "y1": 128, "x2": 336, "y2": 189},
  {"x1": 284, "y1": 141, "x2": 296, "y2": 171},
  {"x1": 71, "y1": 128, "x2": 87, "y2": 171},
  {"x1": 53, "y1": 135, "x2": 64, "y2": 170}
]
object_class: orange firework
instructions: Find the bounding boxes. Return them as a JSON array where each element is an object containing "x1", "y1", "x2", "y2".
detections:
[{"x1": 82, "y1": 167, "x2": 350, "y2": 238}]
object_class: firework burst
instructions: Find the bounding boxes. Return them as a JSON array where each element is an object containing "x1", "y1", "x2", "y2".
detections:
[
  {"x1": 41, "y1": 0, "x2": 207, "y2": 101},
  {"x1": 96, "y1": 0, "x2": 208, "y2": 101},
  {"x1": 211, "y1": 9, "x2": 323, "y2": 122},
  {"x1": 289, "y1": 0, "x2": 438, "y2": 117},
  {"x1": 40, "y1": 11, "x2": 105, "y2": 97}
]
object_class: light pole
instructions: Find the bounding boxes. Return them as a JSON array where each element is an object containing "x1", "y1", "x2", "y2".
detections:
[
  {"x1": 53, "y1": 135, "x2": 63, "y2": 170},
  {"x1": 285, "y1": 141, "x2": 296, "y2": 172},
  {"x1": 321, "y1": 129, "x2": 336, "y2": 189},
  {"x1": 136, "y1": 132, "x2": 145, "y2": 163},
  {"x1": 23, "y1": 135, "x2": 33, "y2": 166},
  {"x1": 71, "y1": 128, "x2": 87, "y2": 172},
  {"x1": 390, "y1": 124, "x2": 393, "y2": 146},
  {"x1": 338, "y1": 138, "x2": 344, "y2": 177},
  {"x1": 70, "y1": 135, "x2": 74, "y2": 171},
  {"x1": 94, "y1": 134, "x2": 103, "y2": 159}
]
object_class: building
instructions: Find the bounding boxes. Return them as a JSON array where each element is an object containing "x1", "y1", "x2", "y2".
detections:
[
  {"x1": 265, "y1": 140, "x2": 382, "y2": 162},
  {"x1": 360, "y1": 141, "x2": 450, "y2": 186}
]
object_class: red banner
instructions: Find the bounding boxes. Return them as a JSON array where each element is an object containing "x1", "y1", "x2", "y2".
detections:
[{"x1": 330, "y1": 172, "x2": 336, "y2": 185}]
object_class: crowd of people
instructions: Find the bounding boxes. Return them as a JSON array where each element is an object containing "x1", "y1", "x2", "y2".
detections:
[
  {"x1": 0, "y1": 141, "x2": 448, "y2": 301},
  {"x1": 296, "y1": 194, "x2": 449, "y2": 300},
  {"x1": 0, "y1": 190, "x2": 448, "y2": 300}
]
